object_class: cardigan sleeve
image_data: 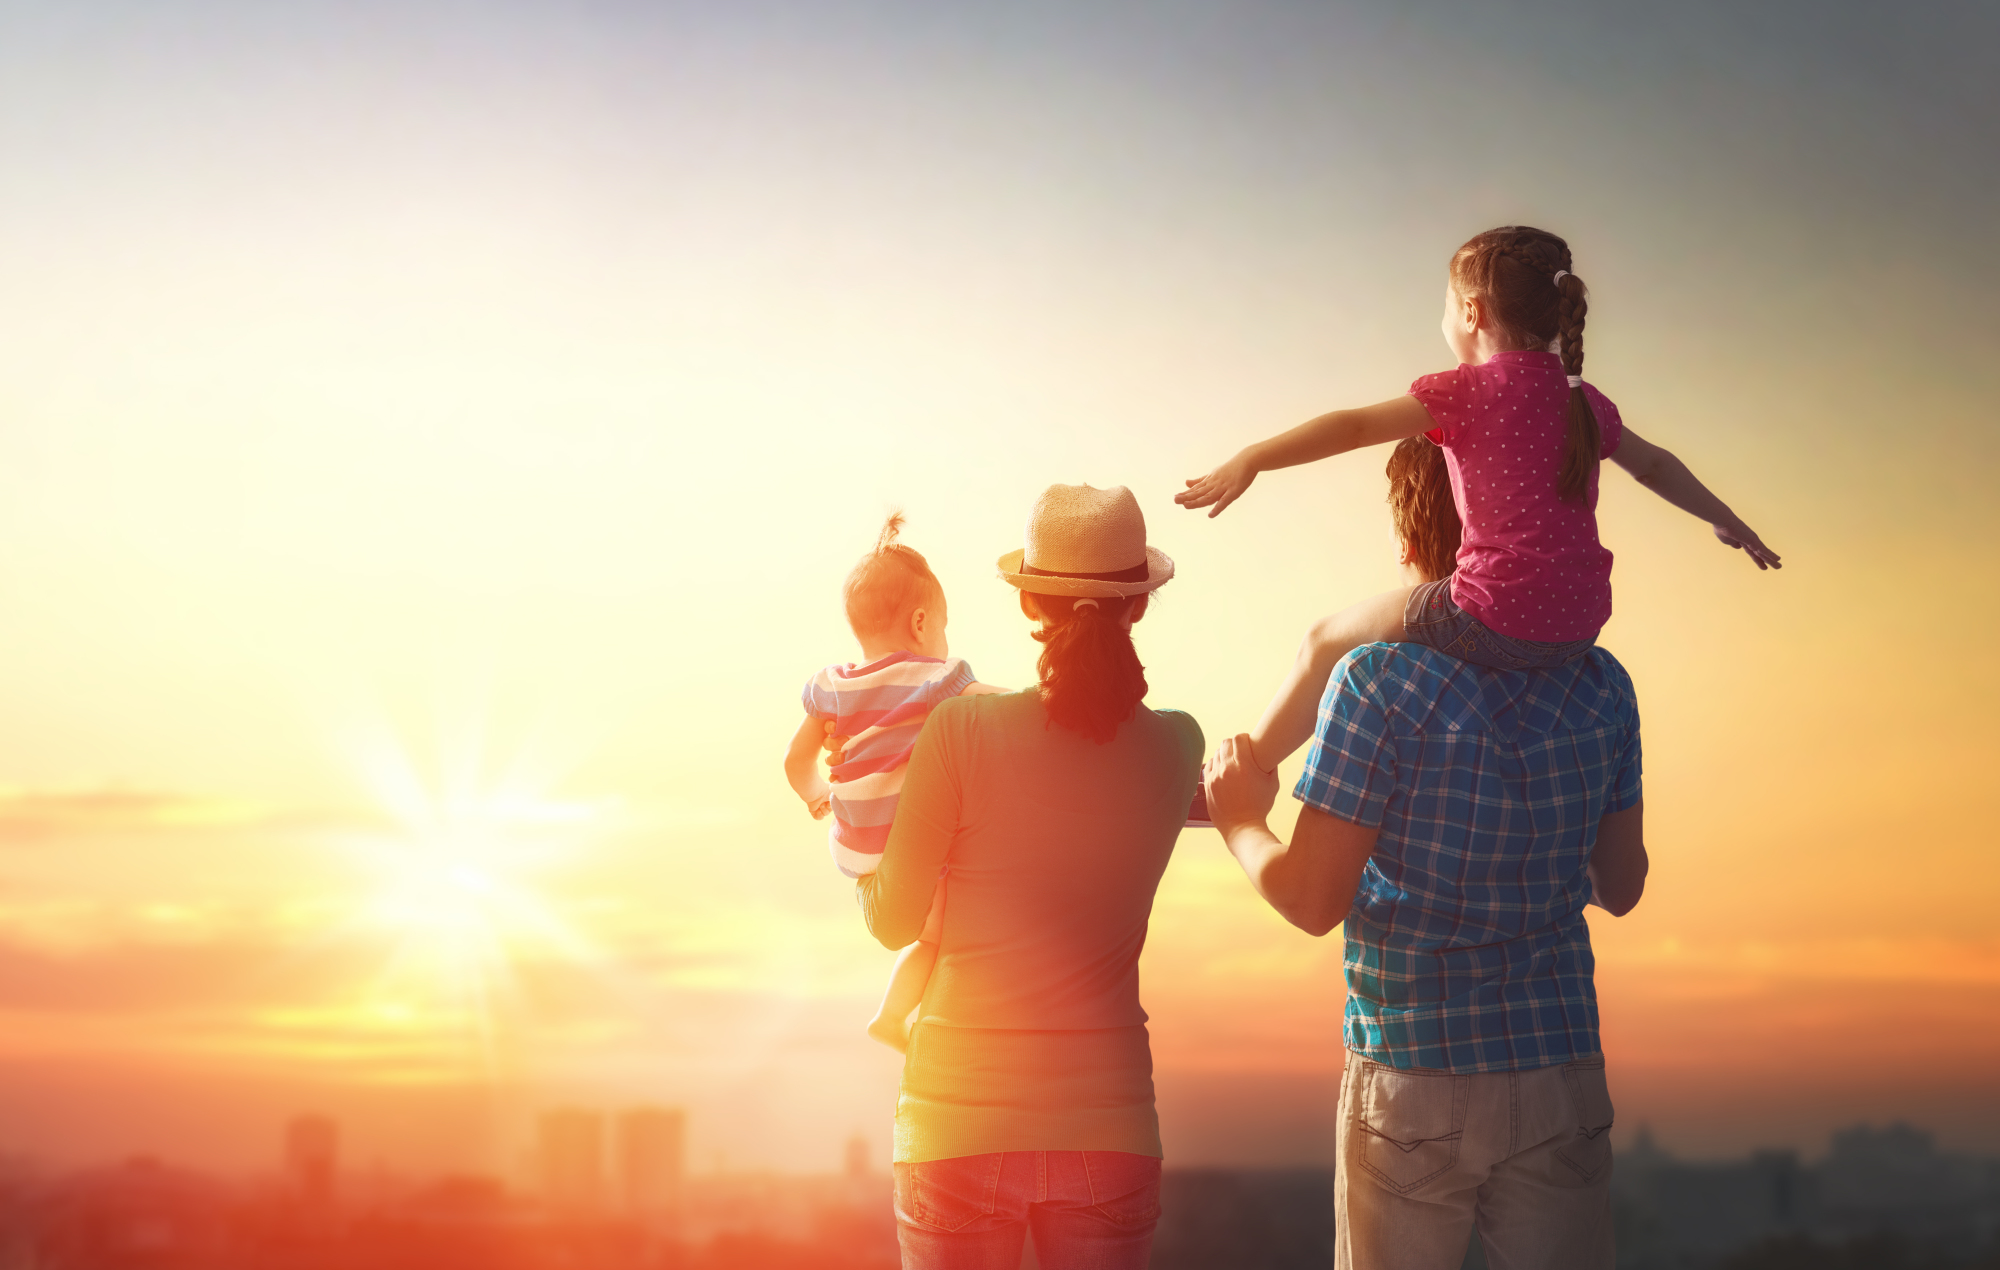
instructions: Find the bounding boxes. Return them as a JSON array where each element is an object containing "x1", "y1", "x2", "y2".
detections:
[{"x1": 856, "y1": 696, "x2": 966, "y2": 949}]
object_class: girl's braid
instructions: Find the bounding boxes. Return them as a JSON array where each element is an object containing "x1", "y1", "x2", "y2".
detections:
[{"x1": 1488, "y1": 229, "x2": 1598, "y2": 500}]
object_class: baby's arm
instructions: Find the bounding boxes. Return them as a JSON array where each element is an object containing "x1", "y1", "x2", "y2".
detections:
[
  {"x1": 784, "y1": 713, "x2": 833, "y2": 819},
  {"x1": 958, "y1": 682, "x2": 1012, "y2": 697},
  {"x1": 1611, "y1": 428, "x2": 1782, "y2": 570},
  {"x1": 1177, "y1": 396, "x2": 1435, "y2": 518}
]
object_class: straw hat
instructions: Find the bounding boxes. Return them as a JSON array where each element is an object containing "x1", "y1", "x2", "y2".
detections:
[{"x1": 996, "y1": 484, "x2": 1175, "y2": 598}]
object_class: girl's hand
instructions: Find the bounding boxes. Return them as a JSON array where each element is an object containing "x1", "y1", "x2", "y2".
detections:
[
  {"x1": 1714, "y1": 521, "x2": 1783, "y2": 571},
  {"x1": 1176, "y1": 452, "x2": 1258, "y2": 517}
]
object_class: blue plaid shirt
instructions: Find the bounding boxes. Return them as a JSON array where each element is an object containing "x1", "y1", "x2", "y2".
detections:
[{"x1": 1296, "y1": 643, "x2": 1642, "y2": 1073}]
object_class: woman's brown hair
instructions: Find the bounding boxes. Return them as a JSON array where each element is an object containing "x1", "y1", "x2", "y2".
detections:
[
  {"x1": 1030, "y1": 594, "x2": 1148, "y2": 744},
  {"x1": 1448, "y1": 226, "x2": 1598, "y2": 501},
  {"x1": 1386, "y1": 437, "x2": 1461, "y2": 582}
]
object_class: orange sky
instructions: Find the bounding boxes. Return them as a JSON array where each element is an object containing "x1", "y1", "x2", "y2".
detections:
[{"x1": 0, "y1": 0, "x2": 1994, "y2": 1177}]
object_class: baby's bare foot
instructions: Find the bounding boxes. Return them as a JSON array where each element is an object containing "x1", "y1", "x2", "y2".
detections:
[{"x1": 866, "y1": 1012, "x2": 909, "y2": 1054}]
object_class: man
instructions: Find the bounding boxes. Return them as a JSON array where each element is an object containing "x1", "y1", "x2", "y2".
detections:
[{"x1": 1204, "y1": 438, "x2": 1649, "y2": 1270}]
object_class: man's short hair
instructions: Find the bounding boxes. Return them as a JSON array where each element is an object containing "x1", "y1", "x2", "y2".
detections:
[{"x1": 1386, "y1": 437, "x2": 1461, "y2": 584}]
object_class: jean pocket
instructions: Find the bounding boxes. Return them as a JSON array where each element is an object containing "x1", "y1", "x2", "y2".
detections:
[
  {"x1": 1554, "y1": 1057, "x2": 1616, "y2": 1186},
  {"x1": 896, "y1": 1154, "x2": 1003, "y2": 1233},
  {"x1": 1354, "y1": 1063, "x2": 1469, "y2": 1194},
  {"x1": 1081, "y1": 1152, "x2": 1162, "y2": 1227}
]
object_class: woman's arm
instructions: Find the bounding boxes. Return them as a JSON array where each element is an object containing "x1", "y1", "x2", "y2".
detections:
[
  {"x1": 857, "y1": 708, "x2": 961, "y2": 949},
  {"x1": 1610, "y1": 428, "x2": 1782, "y2": 570},
  {"x1": 784, "y1": 714, "x2": 831, "y2": 819},
  {"x1": 1176, "y1": 396, "x2": 1435, "y2": 518}
]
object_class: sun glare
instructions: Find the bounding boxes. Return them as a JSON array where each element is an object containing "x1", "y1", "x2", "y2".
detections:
[{"x1": 326, "y1": 729, "x2": 608, "y2": 1060}]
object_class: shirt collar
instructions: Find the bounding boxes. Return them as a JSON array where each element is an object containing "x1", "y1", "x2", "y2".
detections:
[{"x1": 1485, "y1": 349, "x2": 1564, "y2": 369}]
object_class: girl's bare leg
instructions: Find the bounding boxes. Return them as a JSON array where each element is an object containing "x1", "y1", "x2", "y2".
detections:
[
  {"x1": 866, "y1": 883, "x2": 945, "y2": 1053},
  {"x1": 1245, "y1": 587, "x2": 1413, "y2": 772}
]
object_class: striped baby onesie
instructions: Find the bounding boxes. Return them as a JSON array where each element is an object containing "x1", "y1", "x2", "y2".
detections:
[{"x1": 803, "y1": 651, "x2": 976, "y2": 878}]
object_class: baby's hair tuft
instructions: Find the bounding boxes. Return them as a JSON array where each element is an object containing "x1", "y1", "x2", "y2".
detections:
[{"x1": 876, "y1": 511, "x2": 907, "y2": 554}]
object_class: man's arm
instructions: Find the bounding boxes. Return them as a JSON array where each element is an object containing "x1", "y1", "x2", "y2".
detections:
[
  {"x1": 1609, "y1": 428, "x2": 1781, "y2": 570},
  {"x1": 1587, "y1": 801, "x2": 1648, "y2": 916},
  {"x1": 1176, "y1": 396, "x2": 1435, "y2": 518},
  {"x1": 1205, "y1": 734, "x2": 1379, "y2": 936},
  {"x1": 784, "y1": 714, "x2": 832, "y2": 819}
]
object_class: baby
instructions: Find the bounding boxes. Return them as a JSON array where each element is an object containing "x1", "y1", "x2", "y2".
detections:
[{"x1": 783, "y1": 514, "x2": 1007, "y2": 1051}]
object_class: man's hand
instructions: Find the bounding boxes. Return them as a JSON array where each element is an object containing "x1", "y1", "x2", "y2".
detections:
[
  {"x1": 1176, "y1": 452, "x2": 1258, "y2": 518},
  {"x1": 1713, "y1": 519, "x2": 1782, "y2": 571},
  {"x1": 1205, "y1": 734, "x2": 1280, "y2": 834}
]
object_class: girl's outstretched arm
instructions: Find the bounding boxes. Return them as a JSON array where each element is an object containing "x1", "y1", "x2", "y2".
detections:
[
  {"x1": 1177, "y1": 396, "x2": 1435, "y2": 518},
  {"x1": 1610, "y1": 428, "x2": 1783, "y2": 570}
]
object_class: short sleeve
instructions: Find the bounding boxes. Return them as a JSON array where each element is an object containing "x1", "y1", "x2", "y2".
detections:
[
  {"x1": 1408, "y1": 365, "x2": 1472, "y2": 446},
  {"x1": 928, "y1": 657, "x2": 977, "y2": 704},
  {"x1": 1293, "y1": 648, "x2": 1400, "y2": 828},
  {"x1": 1152, "y1": 708, "x2": 1206, "y2": 773},
  {"x1": 802, "y1": 674, "x2": 835, "y2": 721},
  {"x1": 1607, "y1": 697, "x2": 1642, "y2": 814},
  {"x1": 1585, "y1": 385, "x2": 1624, "y2": 460}
]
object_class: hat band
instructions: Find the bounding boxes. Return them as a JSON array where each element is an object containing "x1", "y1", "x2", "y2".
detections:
[{"x1": 1021, "y1": 559, "x2": 1150, "y2": 583}]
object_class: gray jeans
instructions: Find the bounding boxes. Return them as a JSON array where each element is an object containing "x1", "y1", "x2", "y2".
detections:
[{"x1": 1336, "y1": 1051, "x2": 1616, "y2": 1270}]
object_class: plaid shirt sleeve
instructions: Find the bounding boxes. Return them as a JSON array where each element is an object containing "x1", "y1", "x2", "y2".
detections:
[
  {"x1": 1605, "y1": 658, "x2": 1643, "y2": 813},
  {"x1": 1293, "y1": 647, "x2": 1399, "y2": 827}
]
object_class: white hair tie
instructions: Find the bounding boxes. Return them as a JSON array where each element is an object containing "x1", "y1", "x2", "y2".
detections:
[
  {"x1": 1553, "y1": 269, "x2": 1571, "y2": 287},
  {"x1": 1073, "y1": 598, "x2": 1101, "y2": 611},
  {"x1": 1566, "y1": 375, "x2": 1583, "y2": 388}
]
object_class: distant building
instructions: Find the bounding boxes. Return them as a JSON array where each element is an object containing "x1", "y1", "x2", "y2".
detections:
[
  {"x1": 539, "y1": 1108, "x2": 607, "y2": 1215},
  {"x1": 1613, "y1": 1121, "x2": 2000, "y2": 1264},
  {"x1": 284, "y1": 1115, "x2": 338, "y2": 1206},
  {"x1": 616, "y1": 1106, "x2": 685, "y2": 1218}
]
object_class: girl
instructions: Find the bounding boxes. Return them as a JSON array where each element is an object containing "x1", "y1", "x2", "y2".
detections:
[{"x1": 1177, "y1": 225, "x2": 1779, "y2": 772}]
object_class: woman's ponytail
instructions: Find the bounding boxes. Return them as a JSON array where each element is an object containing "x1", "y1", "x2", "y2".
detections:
[
  {"x1": 1031, "y1": 596, "x2": 1148, "y2": 744},
  {"x1": 1554, "y1": 270, "x2": 1600, "y2": 503}
]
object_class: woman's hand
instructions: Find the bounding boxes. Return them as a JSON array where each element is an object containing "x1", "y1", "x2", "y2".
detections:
[
  {"x1": 1204, "y1": 734, "x2": 1280, "y2": 835},
  {"x1": 1176, "y1": 451, "x2": 1258, "y2": 518},
  {"x1": 1713, "y1": 519, "x2": 1782, "y2": 570},
  {"x1": 821, "y1": 721, "x2": 848, "y2": 769}
]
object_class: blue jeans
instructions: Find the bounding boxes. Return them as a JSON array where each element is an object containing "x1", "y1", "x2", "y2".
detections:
[
  {"x1": 893, "y1": 1150, "x2": 1161, "y2": 1270},
  {"x1": 1403, "y1": 577, "x2": 1596, "y2": 671}
]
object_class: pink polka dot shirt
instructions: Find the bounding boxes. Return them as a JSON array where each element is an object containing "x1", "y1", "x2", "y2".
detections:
[{"x1": 1408, "y1": 349, "x2": 1624, "y2": 643}]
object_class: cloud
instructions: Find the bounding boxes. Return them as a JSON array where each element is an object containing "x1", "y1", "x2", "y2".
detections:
[{"x1": 0, "y1": 787, "x2": 273, "y2": 843}]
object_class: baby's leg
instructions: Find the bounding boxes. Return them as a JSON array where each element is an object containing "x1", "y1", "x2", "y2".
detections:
[
  {"x1": 866, "y1": 884, "x2": 945, "y2": 1053},
  {"x1": 1246, "y1": 587, "x2": 1412, "y2": 772}
]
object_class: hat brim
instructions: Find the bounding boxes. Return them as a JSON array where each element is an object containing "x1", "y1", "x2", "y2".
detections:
[{"x1": 996, "y1": 546, "x2": 1175, "y2": 597}]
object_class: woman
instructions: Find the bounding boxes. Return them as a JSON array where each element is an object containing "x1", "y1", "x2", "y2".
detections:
[{"x1": 858, "y1": 483, "x2": 1203, "y2": 1269}]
